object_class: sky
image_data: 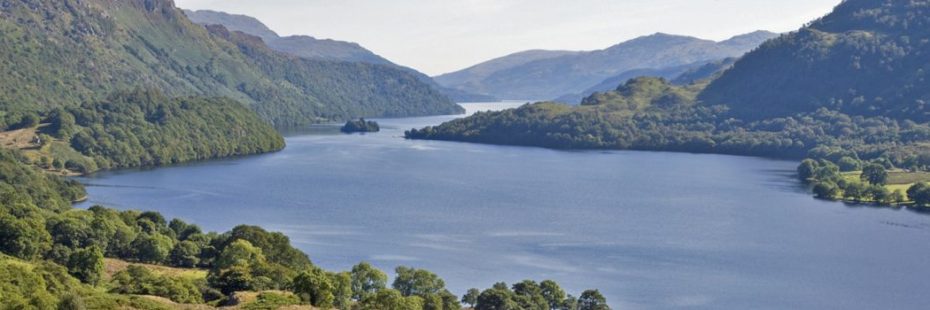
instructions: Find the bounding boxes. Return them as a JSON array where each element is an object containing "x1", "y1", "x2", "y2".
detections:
[{"x1": 175, "y1": 0, "x2": 842, "y2": 76}]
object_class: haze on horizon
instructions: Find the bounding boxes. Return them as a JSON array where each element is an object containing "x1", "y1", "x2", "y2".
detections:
[{"x1": 175, "y1": 0, "x2": 842, "y2": 76}]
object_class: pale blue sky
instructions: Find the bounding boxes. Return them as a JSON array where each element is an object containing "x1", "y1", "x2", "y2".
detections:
[{"x1": 176, "y1": 0, "x2": 842, "y2": 75}]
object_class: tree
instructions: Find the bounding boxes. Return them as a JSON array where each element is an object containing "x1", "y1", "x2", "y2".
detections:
[
  {"x1": 215, "y1": 239, "x2": 265, "y2": 270},
  {"x1": 868, "y1": 185, "x2": 891, "y2": 204},
  {"x1": 130, "y1": 233, "x2": 174, "y2": 263},
  {"x1": 393, "y1": 266, "x2": 446, "y2": 297},
  {"x1": 292, "y1": 267, "x2": 335, "y2": 309},
  {"x1": 861, "y1": 164, "x2": 888, "y2": 185},
  {"x1": 814, "y1": 162, "x2": 840, "y2": 181},
  {"x1": 797, "y1": 159, "x2": 818, "y2": 181},
  {"x1": 169, "y1": 240, "x2": 201, "y2": 268},
  {"x1": 357, "y1": 289, "x2": 424, "y2": 310},
  {"x1": 462, "y1": 288, "x2": 480, "y2": 308},
  {"x1": 837, "y1": 156, "x2": 862, "y2": 172},
  {"x1": 908, "y1": 183, "x2": 930, "y2": 206},
  {"x1": 540, "y1": 280, "x2": 567, "y2": 310},
  {"x1": 208, "y1": 264, "x2": 254, "y2": 295},
  {"x1": 0, "y1": 206, "x2": 52, "y2": 260},
  {"x1": 351, "y1": 262, "x2": 388, "y2": 300},
  {"x1": 842, "y1": 182, "x2": 867, "y2": 202},
  {"x1": 329, "y1": 271, "x2": 352, "y2": 309},
  {"x1": 812, "y1": 182, "x2": 839, "y2": 199},
  {"x1": 476, "y1": 287, "x2": 517, "y2": 310},
  {"x1": 66, "y1": 246, "x2": 104, "y2": 285},
  {"x1": 578, "y1": 290, "x2": 609, "y2": 310},
  {"x1": 512, "y1": 280, "x2": 548, "y2": 310}
]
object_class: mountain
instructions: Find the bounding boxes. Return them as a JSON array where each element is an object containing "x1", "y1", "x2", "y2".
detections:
[
  {"x1": 670, "y1": 57, "x2": 738, "y2": 85},
  {"x1": 436, "y1": 31, "x2": 778, "y2": 100},
  {"x1": 0, "y1": 0, "x2": 462, "y2": 128},
  {"x1": 185, "y1": 9, "x2": 497, "y2": 103},
  {"x1": 699, "y1": 0, "x2": 930, "y2": 121},
  {"x1": 184, "y1": 10, "x2": 394, "y2": 65},
  {"x1": 434, "y1": 50, "x2": 580, "y2": 91},
  {"x1": 553, "y1": 61, "x2": 713, "y2": 104}
]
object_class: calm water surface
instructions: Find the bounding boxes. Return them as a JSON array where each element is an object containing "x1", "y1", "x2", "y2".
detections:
[{"x1": 78, "y1": 102, "x2": 930, "y2": 309}]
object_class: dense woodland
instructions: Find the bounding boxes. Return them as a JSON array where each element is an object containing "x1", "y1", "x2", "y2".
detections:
[{"x1": 699, "y1": 0, "x2": 930, "y2": 121}]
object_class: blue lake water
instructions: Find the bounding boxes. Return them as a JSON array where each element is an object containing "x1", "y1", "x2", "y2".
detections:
[{"x1": 78, "y1": 102, "x2": 930, "y2": 309}]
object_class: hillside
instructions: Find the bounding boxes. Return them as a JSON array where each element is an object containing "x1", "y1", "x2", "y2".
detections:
[
  {"x1": 435, "y1": 31, "x2": 777, "y2": 100},
  {"x1": 0, "y1": 0, "x2": 462, "y2": 128},
  {"x1": 553, "y1": 61, "x2": 712, "y2": 104},
  {"x1": 433, "y1": 49, "x2": 580, "y2": 91},
  {"x1": 699, "y1": 0, "x2": 930, "y2": 121},
  {"x1": 184, "y1": 9, "x2": 395, "y2": 65},
  {"x1": 185, "y1": 9, "x2": 497, "y2": 103}
]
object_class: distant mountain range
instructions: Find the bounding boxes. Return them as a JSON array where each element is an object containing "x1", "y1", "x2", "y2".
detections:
[
  {"x1": 185, "y1": 10, "x2": 497, "y2": 103},
  {"x1": 435, "y1": 31, "x2": 778, "y2": 101}
]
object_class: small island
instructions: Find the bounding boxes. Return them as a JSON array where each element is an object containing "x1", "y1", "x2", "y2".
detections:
[{"x1": 341, "y1": 118, "x2": 380, "y2": 133}]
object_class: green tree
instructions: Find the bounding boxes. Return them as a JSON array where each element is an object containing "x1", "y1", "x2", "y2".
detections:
[
  {"x1": 861, "y1": 164, "x2": 889, "y2": 185},
  {"x1": 215, "y1": 239, "x2": 265, "y2": 270},
  {"x1": 868, "y1": 185, "x2": 891, "y2": 204},
  {"x1": 797, "y1": 159, "x2": 818, "y2": 181},
  {"x1": 393, "y1": 266, "x2": 446, "y2": 297},
  {"x1": 814, "y1": 162, "x2": 840, "y2": 181},
  {"x1": 292, "y1": 267, "x2": 335, "y2": 309},
  {"x1": 130, "y1": 233, "x2": 174, "y2": 264},
  {"x1": 837, "y1": 156, "x2": 862, "y2": 172},
  {"x1": 208, "y1": 264, "x2": 254, "y2": 295},
  {"x1": 476, "y1": 287, "x2": 517, "y2": 310},
  {"x1": 0, "y1": 205, "x2": 52, "y2": 260},
  {"x1": 169, "y1": 240, "x2": 201, "y2": 268},
  {"x1": 578, "y1": 290, "x2": 609, "y2": 310},
  {"x1": 842, "y1": 182, "x2": 867, "y2": 202},
  {"x1": 329, "y1": 271, "x2": 352, "y2": 309},
  {"x1": 66, "y1": 246, "x2": 104, "y2": 285},
  {"x1": 462, "y1": 288, "x2": 480, "y2": 308},
  {"x1": 540, "y1": 280, "x2": 567, "y2": 310},
  {"x1": 907, "y1": 183, "x2": 930, "y2": 206},
  {"x1": 512, "y1": 280, "x2": 548, "y2": 310},
  {"x1": 351, "y1": 262, "x2": 388, "y2": 300},
  {"x1": 357, "y1": 289, "x2": 424, "y2": 310},
  {"x1": 812, "y1": 181, "x2": 840, "y2": 199}
]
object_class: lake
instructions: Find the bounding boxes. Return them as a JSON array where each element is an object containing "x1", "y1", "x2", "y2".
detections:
[{"x1": 78, "y1": 102, "x2": 930, "y2": 309}]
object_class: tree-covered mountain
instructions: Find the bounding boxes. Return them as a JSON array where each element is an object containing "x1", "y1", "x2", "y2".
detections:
[
  {"x1": 0, "y1": 0, "x2": 462, "y2": 129},
  {"x1": 184, "y1": 9, "x2": 497, "y2": 103},
  {"x1": 700, "y1": 0, "x2": 930, "y2": 121},
  {"x1": 434, "y1": 31, "x2": 777, "y2": 100}
]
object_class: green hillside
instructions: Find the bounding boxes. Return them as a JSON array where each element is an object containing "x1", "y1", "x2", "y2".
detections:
[
  {"x1": 0, "y1": 0, "x2": 461, "y2": 128},
  {"x1": 700, "y1": 0, "x2": 930, "y2": 121}
]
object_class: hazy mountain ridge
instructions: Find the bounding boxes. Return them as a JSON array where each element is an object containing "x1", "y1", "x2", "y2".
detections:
[
  {"x1": 184, "y1": 9, "x2": 395, "y2": 65},
  {"x1": 185, "y1": 9, "x2": 498, "y2": 102},
  {"x1": 437, "y1": 31, "x2": 778, "y2": 100}
]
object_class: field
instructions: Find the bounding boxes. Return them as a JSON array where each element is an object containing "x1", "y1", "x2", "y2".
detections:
[
  {"x1": 839, "y1": 170, "x2": 930, "y2": 202},
  {"x1": 0, "y1": 124, "x2": 96, "y2": 175}
]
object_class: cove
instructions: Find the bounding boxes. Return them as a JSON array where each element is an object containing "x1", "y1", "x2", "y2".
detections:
[{"x1": 78, "y1": 102, "x2": 930, "y2": 309}]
